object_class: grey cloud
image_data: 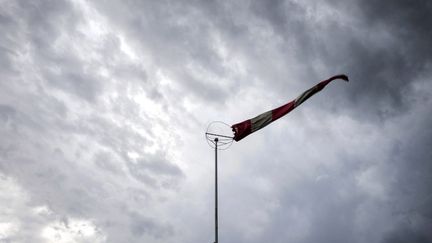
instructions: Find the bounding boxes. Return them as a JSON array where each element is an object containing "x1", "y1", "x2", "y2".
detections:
[
  {"x1": 245, "y1": 0, "x2": 432, "y2": 120},
  {"x1": 380, "y1": 116, "x2": 432, "y2": 242},
  {"x1": 1, "y1": 0, "x2": 183, "y2": 241},
  {"x1": 1, "y1": 0, "x2": 432, "y2": 242},
  {"x1": 89, "y1": 0, "x2": 242, "y2": 104},
  {"x1": 382, "y1": 226, "x2": 431, "y2": 243},
  {"x1": 94, "y1": 150, "x2": 124, "y2": 174},
  {"x1": 1, "y1": 0, "x2": 101, "y2": 101},
  {"x1": 128, "y1": 212, "x2": 174, "y2": 238},
  {"x1": 0, "y1": 104, "x2": 15, "y2": 124},
  {"x1": 326, "y1": 0, "x2": 432, "y2": 120},
  {"x1": 127, "y1": 152, "x2": 183, "y2": 189}
]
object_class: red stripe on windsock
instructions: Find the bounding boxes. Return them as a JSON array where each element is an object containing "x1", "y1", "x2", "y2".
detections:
[
  {"x1": 231, "y1": 74, "x2": 348, "y2": 141},
  {"x1": 231, "y1": 119, "x2": 251, "y2": 142},
  {"x1": 271, "y1": 100, "x2": 296, "y2": 121}
]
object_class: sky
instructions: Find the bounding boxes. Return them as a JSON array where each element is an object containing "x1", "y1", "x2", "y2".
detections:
[{"x1": 0, "y1": 0, "x2": 431, "y2": 242}]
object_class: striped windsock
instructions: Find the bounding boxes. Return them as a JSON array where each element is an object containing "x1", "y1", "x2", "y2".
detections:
[{"x1": 231, "y1": 74, "x2": 349, "y2": 141}]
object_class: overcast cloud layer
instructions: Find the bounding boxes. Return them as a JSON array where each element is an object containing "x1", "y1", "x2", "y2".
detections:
[{"x1": 1, "y1": 0, "x2": 431, "y2": 242}]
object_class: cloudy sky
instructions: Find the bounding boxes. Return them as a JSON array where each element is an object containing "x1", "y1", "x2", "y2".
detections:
[{"x1": 1, "y1": 0, "x2": 431, "y2": 242}]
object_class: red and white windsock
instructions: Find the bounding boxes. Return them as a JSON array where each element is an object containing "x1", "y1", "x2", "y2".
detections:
[{"x1": 231, "y1": 74, "x2": 349, "y2": 141}]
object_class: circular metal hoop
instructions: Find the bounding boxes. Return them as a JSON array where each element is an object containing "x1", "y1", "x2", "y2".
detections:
[{"x1": 205, "y1": 121, "x2": 234, "y2": 150}]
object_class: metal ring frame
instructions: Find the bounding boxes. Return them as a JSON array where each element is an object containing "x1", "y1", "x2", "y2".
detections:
[{"x1": 205, "y1": 121, "x2": 234, "y2": 150}]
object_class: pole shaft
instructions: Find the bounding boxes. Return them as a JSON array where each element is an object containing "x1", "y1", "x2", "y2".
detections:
[{"x1": 215, "y1": 138, "x2": 218, "y2": 243}]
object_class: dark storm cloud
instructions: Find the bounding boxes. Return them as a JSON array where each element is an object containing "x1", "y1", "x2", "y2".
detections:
[
  {"x1": 329, "y1": 0, "x2": 432, "y2": 119},
  {"x1": 201, "y1": 1, "x2": 431, "y2": 242},
  {"x1": 337, "y1": 0, "x2": 432, "y2": 120},
  {"x1": 334, "y1": 1, "x2": 432, "y2": 241},
  {"x1": 246, "y1": 0, "x2": 432, "y2": 120},
  {"x1": 380, "y1": 112, "x2": 432, "y2": 242},
  {"x1": 1, "y1": 0, "x2": 431, "y2": 242}
]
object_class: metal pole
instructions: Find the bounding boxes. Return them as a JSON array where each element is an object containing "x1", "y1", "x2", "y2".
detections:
[{"x1": 214, "y1": 137, "x2": 218, "y2": 243}]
